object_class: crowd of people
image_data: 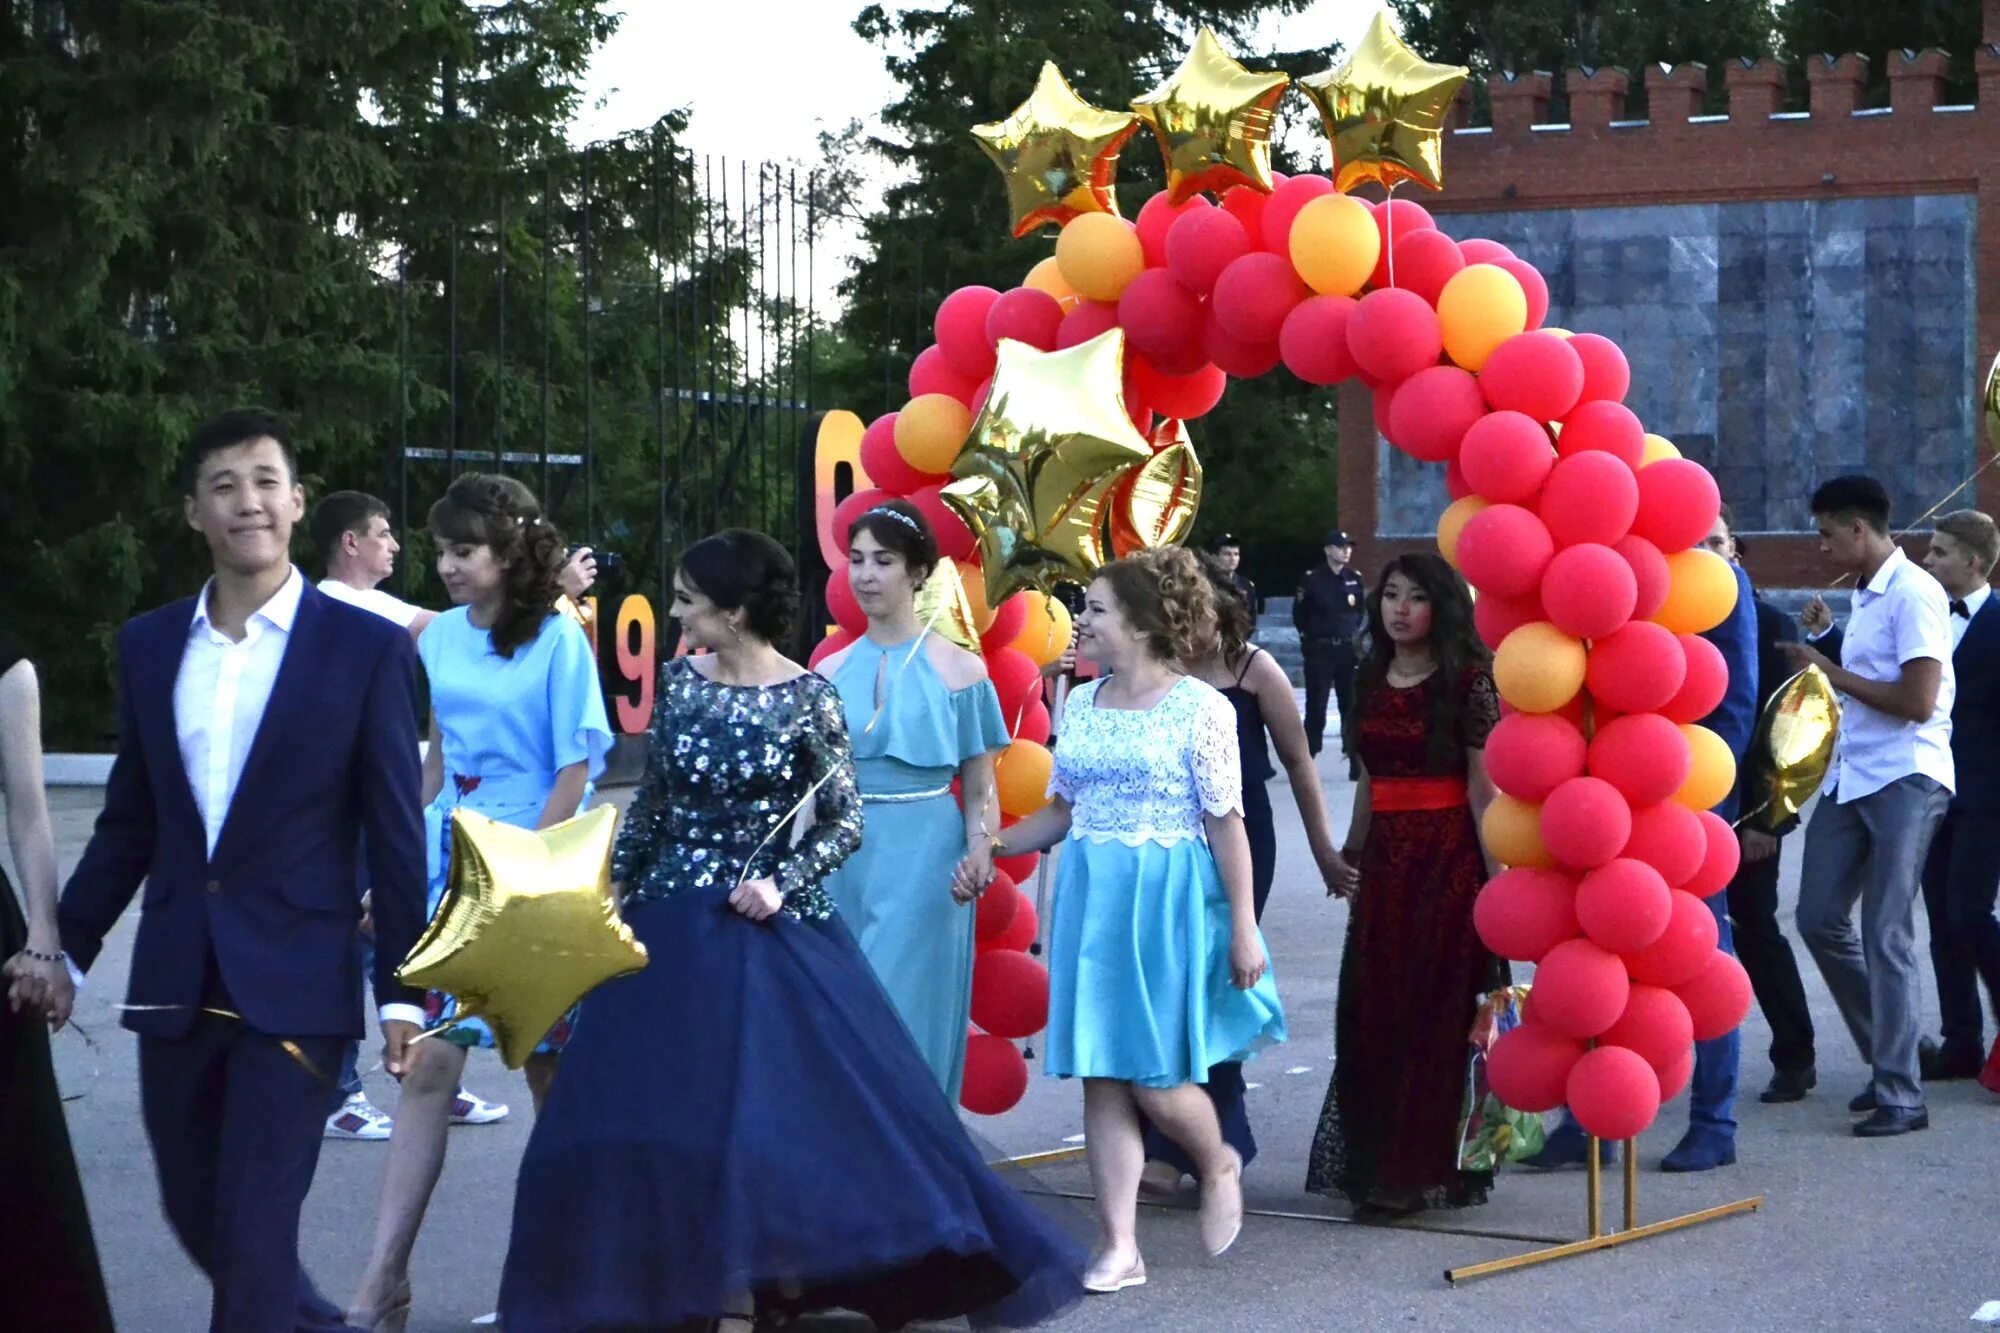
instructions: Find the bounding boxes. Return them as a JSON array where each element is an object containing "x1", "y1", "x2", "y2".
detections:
[{"x1": 3, "y1": 405, "x2": 1999, "y2": 1331}]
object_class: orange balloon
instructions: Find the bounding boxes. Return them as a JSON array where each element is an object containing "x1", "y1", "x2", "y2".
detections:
[
  {"x1": 1437, "y1": 495, "x2": 1490, "y2": 570},
  {"x1": 894, "y1": 393, "x2": 972, "y2": 475},
  {"x1": 1674, "y1": 724, "x2": 1737, "y2": 812},
  {"x1": 961, "y1": 564, "x2": 997, "y2": 633},
  {"x1": 1008, "y1": 592, "x2": 1073, "y2": 667},
  {"x1": 1438, "y1": 263, "x2": 1528, "y2": 371},
  {"x1": 996, "y1": 739, "x2": 1054, "y2": 818},
  {"x1": 1024, "y1": 255, "x2": 1079, "y2": 306},
  {"x1": 1655, "y1": 548, "x2": 1738, "y2": 634},
  {"x1": 1493, "y1": 621, "x2": 1587, "y2": 714},
  {"x1": 1483, "y1": 794, "x2": 1555, "y2": 869},
  {"x1": 1289, "y1": 194, "x2": 1380, "y2": 297},
  {"x1": 1640, "y1": 433, "x2": 1681, "y2": 467},
  {"x1": 1055, "y1": 213, "x2": 1145, "y2": 302}
]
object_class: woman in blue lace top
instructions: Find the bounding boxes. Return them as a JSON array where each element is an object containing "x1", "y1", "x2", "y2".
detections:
[{"x1": 497, "y1": 529, "x2": 1083, "y2": 1333}]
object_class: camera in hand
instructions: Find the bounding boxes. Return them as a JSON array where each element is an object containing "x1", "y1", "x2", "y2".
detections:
[{"x1": 567, "y1": 544, "x2": 623, "y2": 576}]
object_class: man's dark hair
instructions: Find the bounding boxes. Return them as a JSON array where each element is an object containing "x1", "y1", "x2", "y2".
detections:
[
  {"x1": 179, "y1": 407, "x2": 297, "y2": 495},
  {"x1": 310, "y1": 491, "x2": 391, "y2": 568},
  {"x1": 1809, "y1": 475, "x2": 1891, "y2": 536}
]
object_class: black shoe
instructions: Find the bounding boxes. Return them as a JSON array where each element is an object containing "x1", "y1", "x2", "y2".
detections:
[
  {"x1": 1852, "y1": 1106, "x2": 1929, "y2": 1137},
  {"x1": 1760, "y1": 1066, "x2": 1817, "y2": 1103},
  {"x1": 1848, "y1": 1087, "x2": 1878, "y2": 1113},
  {"x1": 1919, "y1": 1037, "x2": 1985, "y2": 1081}
]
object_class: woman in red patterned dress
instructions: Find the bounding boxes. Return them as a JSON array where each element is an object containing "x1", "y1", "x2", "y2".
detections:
[{"x1": 1304, "y1": 552, "x2": 1504, "y2": 1218}]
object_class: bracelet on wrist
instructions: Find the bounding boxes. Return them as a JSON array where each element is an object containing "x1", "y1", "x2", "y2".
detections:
[{"x1": 20, "y1": 945, "x2": 66, "y2": 964}]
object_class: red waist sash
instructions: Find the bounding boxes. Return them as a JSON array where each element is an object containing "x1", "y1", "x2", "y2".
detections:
[{"x1": 1370, "y1": 775, "x2": 1469, "y2": 812}]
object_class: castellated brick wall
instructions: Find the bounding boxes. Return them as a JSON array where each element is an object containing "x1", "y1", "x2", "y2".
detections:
[{"x1": 1341, "y1": 2, "x2": 2000, "y2": 591}]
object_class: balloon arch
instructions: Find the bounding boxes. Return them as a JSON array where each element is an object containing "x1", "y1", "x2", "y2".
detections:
[{"x1": 812, "y1": 15, "x2": 1752, "y2": 1121}]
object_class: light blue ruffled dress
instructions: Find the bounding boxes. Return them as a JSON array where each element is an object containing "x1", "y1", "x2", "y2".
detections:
[
  {"x1": 418, "y1": 607, "x2": 614, "y2": 1051},
  {"x1": 823, "y1": 635, "x2": 1010, "y2": 1098},
  {"x1": 1043, "y1": 676, "x2": 1287, "y2": 1088}
]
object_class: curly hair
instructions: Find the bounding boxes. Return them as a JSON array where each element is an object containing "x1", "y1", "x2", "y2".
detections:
[
  {"x1": 1194, "y1": 552, "x2": 1255, "y2": 663},
  {"x1": 677, "y1": 528, "x2": 800, "y2": 646},
  {"x1": 1096, "y1": 546, "x2": 1218, "y2": 665},
  {"x1": 1346, "y1": 552, "x2": 1487, "y2": 767},
  {"x1": 427, "y1": 473, "x2": 565, "y2": 658}
]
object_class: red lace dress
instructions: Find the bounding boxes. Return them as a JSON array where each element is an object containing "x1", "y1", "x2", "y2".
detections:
[{"x1": 1305, "y1": 665, "x2": 1503, "y2": 1208}]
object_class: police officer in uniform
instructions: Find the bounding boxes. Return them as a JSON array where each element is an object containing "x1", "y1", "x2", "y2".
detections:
[
  {"x1": 1293, "y1": 529, "x2": 1367, "y2": 769},
  {"x1": 1213, "y1": 533, "x2": 1261, "y2": 615}
]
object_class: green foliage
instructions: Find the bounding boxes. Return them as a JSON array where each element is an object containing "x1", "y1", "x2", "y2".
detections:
[{"x1": 1776, "y1": 0, "x2": 1980, "y2": 105}]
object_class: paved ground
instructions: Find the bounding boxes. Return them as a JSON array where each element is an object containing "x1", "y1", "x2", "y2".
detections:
[{"x1": 24, "y1": 755, "x2": 2000, "y2": 1332}]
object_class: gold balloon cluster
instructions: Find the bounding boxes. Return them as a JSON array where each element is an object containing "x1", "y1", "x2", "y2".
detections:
[{"x1": 1742, "y1": 666, "x2": 1841, "y2": 830}]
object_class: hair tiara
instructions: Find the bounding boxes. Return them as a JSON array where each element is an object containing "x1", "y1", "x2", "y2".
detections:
[{"x1": 865, "y1": 506, "x2": 921, "y2": 533}]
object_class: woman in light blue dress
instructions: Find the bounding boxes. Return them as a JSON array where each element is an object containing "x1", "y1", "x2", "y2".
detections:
[
  {"x1": 820, "y1": 499, "x2": 1009, "y2": 1099},
  {"x1": 956, "y1": 546, "x2": 1286, "y2": 1295},
  {"x1": 347, "y1": 473, "x2": 612, "y2": 1330}
]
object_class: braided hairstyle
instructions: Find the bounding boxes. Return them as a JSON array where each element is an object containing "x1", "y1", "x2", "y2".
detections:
[
  {"x1": 427, "y1": 473, "x2": 566, "y2": 658},
  {"x1": 1096, "y1": 546, "x2": 1218, "y2": 665}
]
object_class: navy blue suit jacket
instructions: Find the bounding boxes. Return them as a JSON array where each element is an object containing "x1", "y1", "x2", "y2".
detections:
[
  {"x1": 60, "y1": 582, "x2": 428, "y2": 1039},
  {"x1": 1697, "y1": 561, "x2": 1760, "y2": 823},
  {"x1": 1947, "y1": 596, "x2": 2000, "y2": 812}
]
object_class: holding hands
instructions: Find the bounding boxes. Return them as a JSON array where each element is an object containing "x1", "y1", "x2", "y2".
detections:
[
  {"x1": 950, "y1": 842, "x2": 995, "y2": 906},
  {"x1": 1317, "y1": 848, "x2": 1359, "y2": 899},
  {"x1": 3, "y1": 946, "x2": 74, "y2": 1030}
]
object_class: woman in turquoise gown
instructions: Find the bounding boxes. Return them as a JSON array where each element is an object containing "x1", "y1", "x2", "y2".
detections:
[{"x1": 821, "y1": 499, "x2": 1009, "y2": 1099}]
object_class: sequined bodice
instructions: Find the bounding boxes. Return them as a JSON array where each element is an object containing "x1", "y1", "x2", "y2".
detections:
[{"x1": 612, "y1": 658, "x2": 862, "y2": 921}]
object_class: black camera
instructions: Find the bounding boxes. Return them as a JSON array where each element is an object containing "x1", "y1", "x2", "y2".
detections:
[{"x1": 568, "y1": 544, "x2": 623, "y2": 576}]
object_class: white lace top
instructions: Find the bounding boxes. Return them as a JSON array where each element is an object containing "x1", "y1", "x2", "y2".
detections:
[{"x1": 1048, "y1": 676, "x2": 1244, "y2": 846}]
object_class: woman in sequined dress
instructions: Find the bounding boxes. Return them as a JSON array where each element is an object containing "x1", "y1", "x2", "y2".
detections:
[{"x1": 497, "y1": 529, "x2": 1084, "y2": 1333}]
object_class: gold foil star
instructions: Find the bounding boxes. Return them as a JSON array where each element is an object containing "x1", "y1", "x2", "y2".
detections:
[
  {"x1": 972, "y1": 62, "x2": 1140, "y2": 238},
  {"x1": 942, "y1": 330, "x2": 1155, "y2": 606},
  {"x1": 1299, "y1": 11, "x2": 1469, "y2": 193},
  {"x1": 397, "y1": 805, "x2": 646, "y2": 1069},
  {"x1": 1109, "y1": 420, "x2": 1204, "y2": 558},
  {"x1": 1130, "y1": 27, "x2": 1290, "y2": 203}
]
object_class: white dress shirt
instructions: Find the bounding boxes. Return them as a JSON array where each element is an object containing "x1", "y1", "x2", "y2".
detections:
[
  {"x1": 1949, "y1": 583, "x2": 1990, "y2": 650},
  {"x1": 1827, "y1": 547, "x2": 1956, "y2": 803},
  {"x1": 317, "y1": 576, "x2": 423, "y2": 629}
]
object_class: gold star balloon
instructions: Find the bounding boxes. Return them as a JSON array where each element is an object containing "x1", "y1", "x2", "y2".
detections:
[
  {"x1": 943, "y1": 329, "x2": 1154, "y2": 606},
  {"x1": 972, "y1": 62, "x2": 1140, "y2": 238},
  {"x1": 1299, "y1": 10, "x2": 1469, "y2": 194},
  {"x1": 1109, "y1": 420, "x2": 1205, "y2": 558},
  {"x1": 1130, "y1": 27, "x2": 1290, "y2": 203},
  {"x1": 1744, "y1": 666, "x2": 1840, "y2": 831},
  {"x1": 910, "y1": 555, "x2": 982, "y2": 652},
  {"x1": 397, "y1": 805, "x2": 646, "y2": 1069}
]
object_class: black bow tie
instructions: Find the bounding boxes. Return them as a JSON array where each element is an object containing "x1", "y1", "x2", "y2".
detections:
[{"x1": 1951, "y1": 599, "x2": 1970, "y2": 619}]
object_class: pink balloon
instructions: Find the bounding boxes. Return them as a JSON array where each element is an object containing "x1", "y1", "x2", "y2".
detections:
[
  {"x1": 1531, "y1": 938, "x2": 1631, "y2": 1038},
  {"x1": 1221, "y1": 182, "x2": 1271, "y2": 240},
  {"x1": 1459, "y1": 411, "x2": 1555, "y2": 504},
  {"x1": 1587, "y1": 712, "x2": 1692, "y2": 807},
  {"x1": 1674, "y1": 949, "x2": 1754, "y2": 1041},
  {"x1": 1387, "y1": 365, "x2": 1486, "y2": 463},
  {"x1": 1685, "y1": 810, "x2": 1743, "y2": 899},
  {"x1": 1601, "y1": 983, "x2": 1695, "y2": 1074},
  {"x1": 1346, "y1": 287, "x2": 1443, "y2": 383},
  {"x1": 1625, "y1": 890, "x2": 1720, "y2": 988},
  {"x1": 1473, "y1": 588, "x2": 1546, "y2": 650},
  {"x1": 1166, "y1": 206, "x2": 1252, "y2": 295},
  {"x1": 1485, "y1": 711, "x2": 1588, "y2": 803},
  {"x1": 1384, "y1": 228, "x2": 1465, "y2": 305},
  {"x1": 1496, "y1": 257, "x2": 1550, "y2": 329},
  {"x1": 1133, "y1": 360, "x2": 1227, "y2": 420},
  {"x1": 1457, "y1": 237, "x2": 1515, "y2": 265},
  {"x1": 1558, "y1": 400, "x2": 1646, "y2": 470},
  {"x1": 1488, "y1": 1021, "x2": 1587, "y2": 1112},
  {"x1": 1260, "y1": 175, "x2": 1335, "y2": 253},
  {"x1": 1056, "y1": 300, "x2": 1121, "y2": 350},
  {"x1": 1633, "y1": 458, "x2": 1724, "y2": 553},
  {"x1": 1541, "y1": 542, "x2": 1638, "y2": 640},
  {"x1": 1542, "y1": 776, "x2": 1634, "y2": 871},
  {"x1": 935, "y1": 286, "x2": 1002, "y2": 381},
  {"x1": 1206, "y1": 312, "x2": 1282, "y2": 378},
  {"x1": 1367, "y1": 197, "x2": 1437, "y2": 288},
  {"x1": 1279, "y1": 295, "x2": 1360, "y2": 385},
  {"x1": 1456, "y1": 503, "x2": 1555, "y2": 598},
  {"x1": 909, "y1": 345, "x2": 979, "y2": 404},
  {"x1": 1475, "y1": 867, "x2": 1582, "y2": 962},
  {"x1": 983, "y1": 287, "x2": 1064, "y2": 352},
  {"x1": 1567, "y1": 1045, "x2": 1662, "y2": 1141},
  {"x1": 1622, "y1": 800, "x2": 1706, "y2": 888},
  {"x1": 1660, "y1": 633, "x2": 1729, "y2": 723},
  {"x1": 1481, "y1": 332, "x2": 1585, "y2": 421},
  {"x1": 826, "y1": 566, "x2": 865, "y2": 634},
  {"x1": 1587, "y1": 621, "x2": 1688, "y2": 715},
  {"x1": 1211, "y1": 252, "x2": 1310, "y2": 345},
  {"x1": 860, "y1": 412, "x2": 935, "y2": 495},
  {"x1": 1117, "y1": 268, "x2": 1208, "y2": 374},
  {"x1": 1541, "y1": 450, "x2": 1640, "y2": 549},
  {"x1": 1614, "y1": 534, "x2": 1671, "y2": 620},
  {"x1": 908, "y1": 484, "x2": 975, "y2": 561},
  {"x1": 831, "y1": 486, "x2": 891, "y2": 554},
  {"x1": 1137, "y1": 191, "x2": 1213, "y2": 268},
  {"x1": 1575, "y1": 858, "x2": 1675, "y2": 953},
  {"x1": 1569, "y1": 333, "x2": 1631, "y2": 404}
]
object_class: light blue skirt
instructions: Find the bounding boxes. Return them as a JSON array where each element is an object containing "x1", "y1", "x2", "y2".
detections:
[{"x1": 1043, "y1": 835, "x2": 1286, "y2": 1088}]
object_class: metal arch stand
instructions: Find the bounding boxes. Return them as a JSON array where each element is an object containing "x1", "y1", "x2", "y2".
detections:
[{"x1": 1444, "y1": 1138, "x2": 1763, "y2": 1285}]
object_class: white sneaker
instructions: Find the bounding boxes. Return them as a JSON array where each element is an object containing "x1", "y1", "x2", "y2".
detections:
[
  {"x1": 449, "y1": 1086, "x2": 510, "y2": 1125},
  {"x1": 325, "y1": 1092, "x2": 393, "y2": 1140}
]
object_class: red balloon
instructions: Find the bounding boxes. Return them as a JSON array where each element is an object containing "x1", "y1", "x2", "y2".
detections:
[
  {"x1": 1487, "y1": 1021, "x2": 1586, "y2": 1112},
  {"x1": 862, "y1": 412, "x2": 938, "y2": 495},
  {"x1": 1558, "y1": 400, "x2": 1646, "y2": 470},
  {"x1": 908, "y1": 485, "x2": 975, "y2": 562},
  {"x1": 1495, "y1": 258, "x2": 1550, "y2": 329},
  {"x1": 1659, "y1": 634, "x2": 1729, "y2": 723},
  {"x1": 1117, "y1": 268, "x2": 1208, "y2": 374},
  {"x1": 1475, "y1": 866, "x2": 1581, "y2": 962},
  {"x1": 1056, "y1": 300, "x2": 1122, "y2": 350},
  {"x1": 1568, "y1": 333, "x2": 1631, "y2": 404},
  {"x1": 1530, "y1": 938, "x2": 1631, "y2": 1038},
  {"x1": 1625, "y1": 890, "x2": 1720, "y2": 987},
  {"x1": 1673, "y1": 948, "x2": 1754, "y2": 1041},
  {"x1": 987, "y1": 892, "x2": 1039, "y2": 954},
  {"x1": 1457, "y1": 237, "x2": 1514, "y2": 265},
  {"x1": 1388, "y1": 365, "x2": 1486, "y2": 463},
  {"x1": 1279, "y1": 295, "x2": 1360, "y2": 385},
  {"x1": 1205, "y1": 313, "x2": 1282, "y2": 378},
  {"x1": 974, "y1": 871, "x2": 1022, "y2": 942},
  {"x1": 825, "y1": 566, "x2": 864, "y2": 635},
  {"x1": 1133, "y1": 360, "x2": 1227, "y2": 420},
  {"x1": 1013, "y1": 696, "x2": 1052, "y2": 746},
  {"x1": 1384, "y1": 227, "x2": 1465, "y2": 305},
  {"x1": 1586, "y1": 621, "x2": 1686, "y2": 715},
  {"x1": 969, "y1": 377, "x2": 994, "y2": 420},
  {"x1": 1587, "y1": 713, "x2": 1693, "y2": 808},
  {"x1": 1601, "y1": 983, "x2": 1695, "y2": 1074},
  {"x1": 1446, "y1": 458, "x2": 1473, "y2": 500},
  {"x1": 1366, "y1": 197, "x2": 1437, "y2": 287},
  {"x1": 1211, "y1": 251, "x2": 1310, "y2": 345},
  {"x1": 808, "y1": 627, "x2": 858, "y2": 670},
  {"x1": 980, "y1": 595, "x2": 1029, "y2": 653},
  {"x1": 1346, "y1": 287, "x2": 1443, "y2": 384},
  {"x1": 1613, "y1": 535, "x2": 1671, "y2": 621},
  {"x1": 1485, "y1": 712, "x2": 1587, "y2": 802},
  {"x1": 1686, "y1": 810, "x2": 1742, "y2": 899},
  {"x1": 1540, "y1": 450, "x2": 1639, "y2": 549},
  {"x1": 1541, "y1": 543, "x2": 1638, "y2": 640},
  {"x1": 1542, "y1": 777, "x2": 1634, "y2": 871},
  {"x1": 935, "y1": 286, "x2": 1002, "y2": 381},
  {"x1": 832, "y1": 486, "x2": 892, "y2": 554},
  {"x1": 984, "y1": 286, "x2": 1065, "y2": 353},
  {"x1": 1221, "y1": 182, "x2": 1271, "y2": 240},
  {"x1": 994, "y1": 849, "x2": 1040, "y2": 884},
  {"x1": 1632, "y1": 458, "x2": 1723, "y2": 553},
  {"x1": 987, "y1": 647, "x2": 1041, "y2": 721},
  {"x1": 1656, "y1": 1048, "x2": 1695, "y2": 1101},
  {"x1": 1167, "y1": 206, "x2": 1252, "y2": 295},
  {"x1": 1473, "y1": 587, "x2": 1546, "y2": 650},
  {"x1": 1261, "y1": 174, "x2": 1336, "y2": 252},
  {"x1": 1459, "y1": 411, "x2": 1555, "y2": 504},
  {"x1": 1137, "y1": 190, "x2": 1213, "y2": 267},
  {"x1": 909, "y1": 345, "x2": 980, "y2": 404},
  {"x1": 1481, "y1": 332, "x2": 1585, "y2": 421},
  {"x1": 1575, "y1": 857, "x2": 1674, "y2": 953},
  {"x1": 1456, "y1": 503, "x2": 1555, "y2": 598},
  {"x1": 1372, "y1": 378, "x2": 1401, "y2": 437},
  {"x1": 1567, "y1": 1045, "x2": 1662, "y2": 1141},
  {"x1": 1622, "y1": 800, "x2": 1706, "y2": 888},
  {"x1": 971, "y1": 950, "x2": 1050, "y2": 1039},
  {"x1": 960, "y1": 1033, "x2": 1029, "y2": 1115}
]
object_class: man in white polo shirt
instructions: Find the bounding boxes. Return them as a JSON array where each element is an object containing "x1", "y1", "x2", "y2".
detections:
[{"x1": 1784, "y1": 475, "x2": 1954, "y2": 1138}]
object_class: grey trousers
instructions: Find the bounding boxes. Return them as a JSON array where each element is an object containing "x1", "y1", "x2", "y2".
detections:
[{"x1": 1796, "y1": 774, "x2": 1950, "y2": 1109}]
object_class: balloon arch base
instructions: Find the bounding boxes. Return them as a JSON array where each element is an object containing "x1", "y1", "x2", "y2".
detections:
[{"x1": 1443, "y1": 1139, "x2": 1761, "y2": 1284}]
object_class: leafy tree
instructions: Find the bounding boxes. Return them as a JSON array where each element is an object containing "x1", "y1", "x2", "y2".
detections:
[{"x1": 1776, "y1": 0, "x2": 1979, "y2": 105}]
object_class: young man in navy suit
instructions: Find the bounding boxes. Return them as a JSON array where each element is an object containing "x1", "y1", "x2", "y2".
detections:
[{"x1": 49, "y1": 409, "x2": 429, "y2": 1331}]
